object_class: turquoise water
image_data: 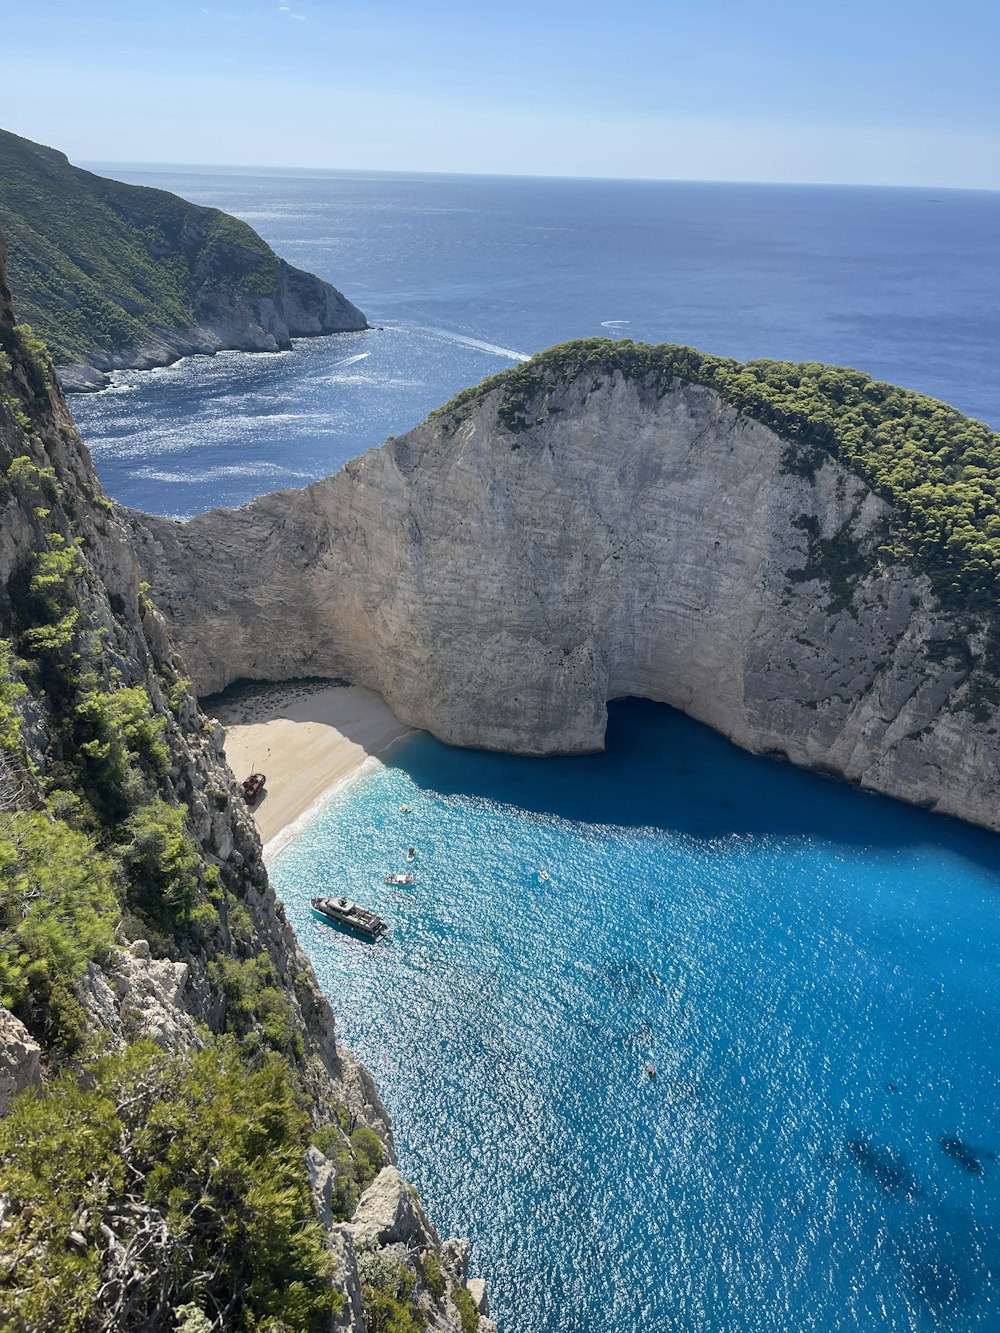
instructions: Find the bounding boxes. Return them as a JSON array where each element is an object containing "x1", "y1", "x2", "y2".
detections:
[{"x1": 270, "y1": 700, "x2": 1000, "y2": 1332}]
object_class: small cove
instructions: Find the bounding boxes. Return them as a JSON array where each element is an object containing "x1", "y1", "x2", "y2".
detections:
[{"x1": 270, "y1": 699, "x2": 1000, "y2": 1332}]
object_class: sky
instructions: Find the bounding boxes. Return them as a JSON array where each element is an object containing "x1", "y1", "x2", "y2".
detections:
[{"x1": 1, "y1": 0, "x2": 998, "y2": 188}]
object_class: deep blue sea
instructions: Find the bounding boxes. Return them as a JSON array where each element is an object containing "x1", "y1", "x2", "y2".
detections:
[
  {"x1": 72, "y1": 169, "x2": 1000, "y2": 517},
  {"x1": 67, "y1": 171, "x2": 1000, "y2": 1329},
  {"x1": 270, "y1": 702, "x2": 1000, "y2": 1333}
]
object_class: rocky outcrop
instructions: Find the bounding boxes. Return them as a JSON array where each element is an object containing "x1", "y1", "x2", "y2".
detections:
[
  {"x1": 0, "y1": 1009, "x2": 40, "y2": 1116},
  {"x1": 350, "y1": 1166, "x2": 439, "y2": 1251},
  {"x1": 345, "y1": 1167, "x2": 499, "y2": 1333},
  {"x1": 303, "y1": 1155, "x2": 497, "y2": 1332},
  {"x1": 78, "y1": 945, "x2": 204, "y2": 1053},
  {"x1": 0, "y1": 128, "x2": 367, "y2": 392},
  {"x1": 130, "y1": 364, "x2": 1000, "y2": 832},
  {"x1": 57, "y1": 254, "x2": 368, "y2": 392}
]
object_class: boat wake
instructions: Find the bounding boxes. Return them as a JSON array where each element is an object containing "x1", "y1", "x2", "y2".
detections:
[
  {"x1": 398, "y1": 324, "x2": 531, "y2": 363},
  {"x1": 329, "y1": 352, "x2": 372, "y2": 369}
]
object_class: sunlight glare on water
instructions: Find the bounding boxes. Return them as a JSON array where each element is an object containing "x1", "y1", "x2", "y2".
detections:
[
  {"x1": 270, "y1": 701, "x2": 1000, "y2": 1333},
  {"x1": 71, "y1": 172, "x2": 1000, "y2": 517}
]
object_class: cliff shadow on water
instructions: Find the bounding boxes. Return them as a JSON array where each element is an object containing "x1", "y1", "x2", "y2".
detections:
[{"x1": 388, "y1": 698, "x2": 1000, "y2": 873}]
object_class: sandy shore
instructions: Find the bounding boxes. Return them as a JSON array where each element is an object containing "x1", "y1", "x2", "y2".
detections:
[{"x1": 207, "y1": 681, "x2": 412, "y2": 851}]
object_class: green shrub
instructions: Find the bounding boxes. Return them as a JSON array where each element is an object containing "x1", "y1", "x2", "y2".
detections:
[
  {"x1": 2, "y1": 454, "x2": 58, "y2": 501},
  {"x1": 0, "y1": 639, "x2": 26, "y2": 757},
  {"x1": 0, "y1": 1039, "x2": 343, "y2": 1331},
  {"x1": 0, "y1": 810, "x2": 118, "y2": 1049},
  {"x1": 228, "y1": 901, "x2": 253, "y2": 948},
  {"x1": 77, "y1": 681, "x2": 169, "y2": 774},
  {"x1": 452, "y1": 1284, "x2": 481, "y2": 1333},
  {"x1": 189, "y1": 898, "x2": 221, "y2": 935},
  {"x1": 72, "y1": 680, "x2": 168, "y2": 818},
  {"x1": 420, "y1": 1252, "x2": 446, "y2": 1301},
  {"x1": 309, "y1": 1122, "x2": 344, "y2": 1159},
  {"x1": 158, "y1": 658, "x2": 193, "y2": 717},
  {"x1": 212, "y1": 953, "x2": 302, "y2": 1058},
  {"x1": 351, "y1": 1126, "x2": 386, "y2": 1183},
  {"x1": 13, "y1": 321, "x2": 53, "y2": 399},
  {"x1": 359, "y1": 1254, "x2": 426, "y2": 1333},
  {"x1": 256, "y1": 983, "x2": 302, "y2": 1057},
  {"x1": 173, "y1": 1306, "x2": 213, "y2": 1333},
  {"x1": 309, "y1": 1117, "x2": 386, "y2": 1220},
  {"x1": 19, "y1": 532, "x2": 82, "y2": 657},
  {"x1": 120, "y1": 797, "x2": 200, "y2": 930}
]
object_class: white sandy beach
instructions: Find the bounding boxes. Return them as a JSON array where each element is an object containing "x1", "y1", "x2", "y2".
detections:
[{"x1": 209, "y1": 681, "x2": 411, "y2": 850}]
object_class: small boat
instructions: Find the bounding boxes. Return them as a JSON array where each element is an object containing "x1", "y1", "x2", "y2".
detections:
[
  {"x1": 406, "y1": 846, "x2": 416, "y2": 861},
  {"x1": 241, "y1": 772, "x2": 265, "y2": 803},
  {"x1": 310, "y1": 896, "x2": 388, "y2": 941},
  {"x1": 646, "y1": 1063, "x2": 657, "y2": 1080},
  {"x1": 384, "y1": 873, "x2": 414, "y2": 886}
]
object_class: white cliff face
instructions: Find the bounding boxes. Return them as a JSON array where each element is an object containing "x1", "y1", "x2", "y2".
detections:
[{"x1": 129, "y1": 371, "x2": 1000, "y2": 831}]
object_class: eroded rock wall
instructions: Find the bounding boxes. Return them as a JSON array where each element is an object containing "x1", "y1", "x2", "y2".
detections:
[
  {"x1": 0, "y1": 235, "x2": 489, "y2": 1329},
  {"x1": 130, "y1": 370, "x2": 1000, "y2": 831}
]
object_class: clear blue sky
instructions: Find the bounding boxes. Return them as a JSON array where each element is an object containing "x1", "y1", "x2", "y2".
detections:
[{"x1": 2, "y1": 0, "x2": 998, "y2": 188}]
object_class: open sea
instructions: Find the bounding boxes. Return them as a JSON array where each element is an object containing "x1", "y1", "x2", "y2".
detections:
[
  {"x1": 69, "y1": 170, "x2": 1000, "y2": 1330},
  {"x1": 72, "y1": 169, "x2": 1000, "y2": 517}
]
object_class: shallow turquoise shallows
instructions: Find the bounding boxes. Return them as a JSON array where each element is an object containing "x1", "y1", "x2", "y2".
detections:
[{"x1": 270, "y1": 700, "x2": 1000, "y2": 1332}]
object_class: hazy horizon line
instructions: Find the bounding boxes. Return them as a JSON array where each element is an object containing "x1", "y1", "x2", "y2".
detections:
[{"x1": 78, "y1": 158, "x2": 1000, "y2": 196}]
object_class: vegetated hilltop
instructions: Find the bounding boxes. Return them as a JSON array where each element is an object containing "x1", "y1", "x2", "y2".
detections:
[
  {"x1": 435, "y1": 339, "x2": 1000, "y2": 623},
  {"x1": 132, "y1": 338, "x2": 1000, "y2": 832},
  {"x1": 0, "y1": 127, "x2": 367, "y2": 390},
  {"x1": 0, "y1": 240, "x2": 492, "y2": 1332}
]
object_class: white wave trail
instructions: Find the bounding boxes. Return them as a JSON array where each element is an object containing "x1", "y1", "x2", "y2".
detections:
[
  {"x1": 600, "y1": 320, "x2": 631, "y2": 327},
  {"x1": 329, "y1": 352, "x2": 372, "y2": 369},
  {"x1": 401, "y1": 324, "x2": 531, "y2": 363},
  {"x1": 134, "y1": 462, "x2": 312, "y2": 484}
]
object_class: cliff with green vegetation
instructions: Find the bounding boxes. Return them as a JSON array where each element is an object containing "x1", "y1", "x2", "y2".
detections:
[
  {"x1": 0, "y1": 128, "x2": 367, "y2": 391},
  {"x1": 435, "y1": 339, "x2": 1000, "y2": 626},
  {"x1": 132, "y1": 337, "x2": 1000, "y2": 833},
  {"x1": 0, "y1": 243, "x2": 491, "y2": 1331}
]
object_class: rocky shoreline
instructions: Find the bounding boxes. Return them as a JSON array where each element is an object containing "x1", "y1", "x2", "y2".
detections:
[
  {"x1": 58, "y1": 254, "x2": 368, "y2": 392},
  {"x1": 0, "y1": 127, "x2": 369, "y2": 394}
]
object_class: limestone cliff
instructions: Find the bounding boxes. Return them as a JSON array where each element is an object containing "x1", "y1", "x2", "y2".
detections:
[
  {"x1": 0, "y1": 239, "x2": 491, "y2": 1330},
  {"x1": 130, "y1": 345, "x2": 1000, "y2": 833},
  {"x1": 0, "y1": 128, "x2": 368, "y2": 391}
]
